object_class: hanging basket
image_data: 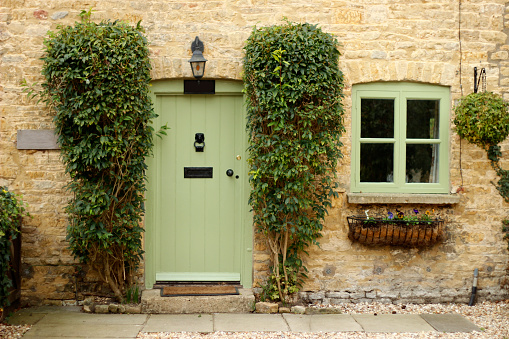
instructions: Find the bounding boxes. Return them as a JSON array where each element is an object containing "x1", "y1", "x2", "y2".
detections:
[{"x1": 347, "y1": 216, "x2": 445, "y2": 247}]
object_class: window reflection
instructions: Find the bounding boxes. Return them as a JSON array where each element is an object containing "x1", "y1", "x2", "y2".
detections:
[
  {"x1": 406, "y1": 144, "x2": 439, "y2": 183},
  {"x1": 360, "y1": 143, "x2": 394, "y2": 182},
  {"x1": 407, "y1": 100, "x2": 439, "y2": 139},
  {"x1": 361, "y1": 99, "x2": 394, "y2": 138}
]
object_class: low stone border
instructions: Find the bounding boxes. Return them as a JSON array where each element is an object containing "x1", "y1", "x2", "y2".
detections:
[
  {"x1": 255, "y1": 302, "x2": 342, "y2": 315},
  {"x1": 82, "y1": 297, "x2": 142, "y2": 314}
]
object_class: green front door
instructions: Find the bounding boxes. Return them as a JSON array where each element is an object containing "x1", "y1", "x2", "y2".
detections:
[{"x1": 145, "y1": 80, "x2": 252, "y2": 288}]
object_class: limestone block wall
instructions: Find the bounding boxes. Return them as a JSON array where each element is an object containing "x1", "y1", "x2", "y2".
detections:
[{"x1": 1, "y1": 0, "x2": 508, "y2": 305}]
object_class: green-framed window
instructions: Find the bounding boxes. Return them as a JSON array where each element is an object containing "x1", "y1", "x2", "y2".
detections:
[{"x1": 351, "y1": 82, "x2": 450, "y2": 193}]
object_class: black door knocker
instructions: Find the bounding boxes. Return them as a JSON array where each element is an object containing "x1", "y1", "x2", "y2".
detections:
[{"x1": 194, "y1": 133, "x2": 205, "y2": 152}]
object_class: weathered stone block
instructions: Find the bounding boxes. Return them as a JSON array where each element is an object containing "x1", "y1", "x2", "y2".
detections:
[
  {"x1": 307, "y1": 292, "x2": 325, "y2": 301},
  {"x1": 492, "y1": 51, "x2": 509, "y2": 60},
  {"x1": 278, "y1": 307, "x2": 291, "y2": 313},
  {"x1": 51, "y1": 11, "x2": 68, "y2": 20},
  {"x1": 330, "y1": 298, "x2": 351, "y2": 305},
  {"x1": 94, "y1": 305, "x2": 109, "y2": 314},
  {"x1": 117, "y1": 305, "x2": 126, "y2": 313},
  {"x1": 255, "y1": 302, "x2": 278, "y2": 314},
  {"x1": 83, "y1": 305, "x2": 92, "y2": 313},
  {"x1": 33, "y1": 10, "x2": 48, "y2": 20},
  {"x1": 124, "y1": 304, "x2": 142, "y2": 314},
  {"x1": 291, "y1": 306, "x2": 306, "y2": 314},
  {"x1": 108, "y1": 304, "x2": 119, "y2": 313},
  {"x1": 326, "y1": 291, "x2": 351, "y2": 299},
  {"x1": 365, "y1": 291, "x2": 377, "y2": 299}
]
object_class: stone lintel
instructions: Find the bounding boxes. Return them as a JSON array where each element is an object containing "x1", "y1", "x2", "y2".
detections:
[{"x1": 347, "y1": 193, "x2": 460, "y2": 205}]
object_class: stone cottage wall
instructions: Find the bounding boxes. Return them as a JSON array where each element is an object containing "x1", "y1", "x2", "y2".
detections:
[{"x1": 1, "y1": 0, "x2": 508, "y2": 305}]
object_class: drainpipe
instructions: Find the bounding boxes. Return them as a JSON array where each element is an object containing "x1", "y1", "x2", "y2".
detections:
[{"x1": 468, "y1": 268, "x2": 478, "y2": 306}]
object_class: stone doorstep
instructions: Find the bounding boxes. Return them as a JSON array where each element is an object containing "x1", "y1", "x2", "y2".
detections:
[{"x1": 141, "y1": 288, "x2": 256, "y2": 314}]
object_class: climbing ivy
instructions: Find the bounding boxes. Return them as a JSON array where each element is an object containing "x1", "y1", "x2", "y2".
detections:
[
  {"x1": 40, "y1": 11, "x2": 158, "y2": 300},
  {"x1": 0, "y1": 188, "x2": 29, "y2": 310},
  {"x1": 243, "y1": 21, "x2": 344, "y2": 302},
  {"x1": 454, "y1": 91, "x2": 509, "y2": 249}
]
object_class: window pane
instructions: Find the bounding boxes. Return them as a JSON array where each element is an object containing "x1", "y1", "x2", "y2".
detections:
[
  {"x1": 406, "y1": 144, "x2": 439, "y2": 183},
  {"x1": 361, "y1": 99, "x2": 394, "y2": 138},
  {"x1": 360, "y1": 143, "x2": 394, "y2": 182},
  {"x1": 407, "y1": 100, "x2": 439, "y2": 139}
]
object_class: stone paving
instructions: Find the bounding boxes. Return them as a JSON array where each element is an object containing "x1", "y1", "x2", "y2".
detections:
[{"x1": 6, "y1": 306, "x2": 481, "y2": 339}]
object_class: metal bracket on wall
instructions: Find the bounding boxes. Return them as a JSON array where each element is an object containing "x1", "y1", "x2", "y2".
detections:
[{"x1": 474, "y1": 67, "x2": 486, "y2": 93}]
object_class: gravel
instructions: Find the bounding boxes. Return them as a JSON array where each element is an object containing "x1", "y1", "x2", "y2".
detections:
[
  {"x1": 137, "y1": 300, "x2": 509, "y2": 339},
  {"x1": 0, "y1": 323, "x2": 31, "y2": 339}
]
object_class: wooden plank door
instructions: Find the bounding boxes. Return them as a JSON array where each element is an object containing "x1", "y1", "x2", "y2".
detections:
[{"x1": 148, "y1": 90, "x2": 246, "y2": 284}]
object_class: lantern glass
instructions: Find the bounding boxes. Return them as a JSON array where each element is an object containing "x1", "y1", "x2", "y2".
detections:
[
  {"x1": 189, "y1": 48, "x2": 207, "y2": 79},
  {"x1": 190, "y1": 60, "x2": 206, "y2": 79}
]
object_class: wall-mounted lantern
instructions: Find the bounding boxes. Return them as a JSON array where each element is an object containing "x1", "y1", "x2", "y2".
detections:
[{"x1": 189, "y1": 36, "x2": 207, "y2": 79}]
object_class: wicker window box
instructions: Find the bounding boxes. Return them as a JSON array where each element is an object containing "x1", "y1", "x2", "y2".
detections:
[{"x1": 347, "y1": 216, "x2": 445, "y2": 247}]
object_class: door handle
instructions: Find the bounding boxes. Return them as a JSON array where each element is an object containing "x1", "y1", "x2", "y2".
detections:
[{"x1": 226, "y1": 169, "x2": 234, "y2": 177}]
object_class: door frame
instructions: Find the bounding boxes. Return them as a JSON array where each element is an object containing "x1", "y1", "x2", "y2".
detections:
[{"x1": 144, "y1": 79, "x2": 253, "y2": 289}]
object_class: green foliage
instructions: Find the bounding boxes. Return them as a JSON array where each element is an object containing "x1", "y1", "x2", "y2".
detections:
[
  {"x1": 260, "y1": 261, "x2": 301, "y2": 303},
  {"x1": 244, "y1": 21, "x2": 344, "y2": 302},
  {"x1": 488, "y1": 145, "x2": 509, "y2": 203},
  {"x1": 0, "y1": 188, "x2": 29, "y2": 309},
  {"x1": 123, "y1": 284, "x2": 140, "y2": 304},
  {"x1": 502, "y1": 220, "x2": 509, "y2": 250},
  {"x1": 453, "y1": 92, "x2": 509, "y2": 149},
  {"x1": 455, "y1": 92, "x2": 509, "y2": 250},
  {"x1": 40, "y1": 14, "x2": 155, "y2": 300}
]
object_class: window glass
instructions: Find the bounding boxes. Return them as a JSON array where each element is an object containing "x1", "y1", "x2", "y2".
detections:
[
  {"x1": 406, "y1": 144, "x2": 439, "y2": 183},
  {"x1": 361, "y1": 99, "x2": 394, "y2": 138},
  {"x1": 360, "y1": 143, "x2": 394, "y2": 182},
  {"x1": 407, "y1": 100, "x2": 439, "y2": 139}
]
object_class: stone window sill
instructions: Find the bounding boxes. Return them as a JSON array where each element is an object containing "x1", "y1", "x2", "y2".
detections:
[{"x1": 347, "y1": 193, "x2": 460, "y2": 205}]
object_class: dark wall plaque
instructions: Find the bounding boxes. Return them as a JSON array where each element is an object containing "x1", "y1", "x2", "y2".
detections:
[{"x1": 184, "y1": 80, "x2": 215, "y2": 94}]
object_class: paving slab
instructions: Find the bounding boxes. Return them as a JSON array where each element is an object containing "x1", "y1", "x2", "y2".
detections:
[
  {"x1": 284, "y1": 313, "x2": 364, "y2": 332},
  {"x1": 23, "y1": 338, "x2": 106, "y2": 339},
  {"x1": 7, "y1": 306, "x2": 483, "y2": 337},
  {"x1": 143, "y1": 314, "x2": 214, "y2": 332},
  {"x1": 23, "y1": 338, "x2": 117, "y2": 339},
  {"x1": 421, "y1": 313, "x2": 481, "y2": 332},
  {"x1": 214, "y1": 313, "x2": 289, "y2": 332},
  {"x1": 6, "y1": 306, "x2": 82, "y2": 326},
  {"x1": 6, "y1": 311, "x2": 46, "y2": 325},
  {"x1": 22, "y1": 323, "x2": 143, "y2": 338},
  {"x1": 19, "y1": 306, "x2": 82, "y2": 314},
  {"x1": 352, "y1": 314, "x2": 436, "y2": 333},
  {"x1": 34, "y1": 312, "x2": 147, "y2": 325}
]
